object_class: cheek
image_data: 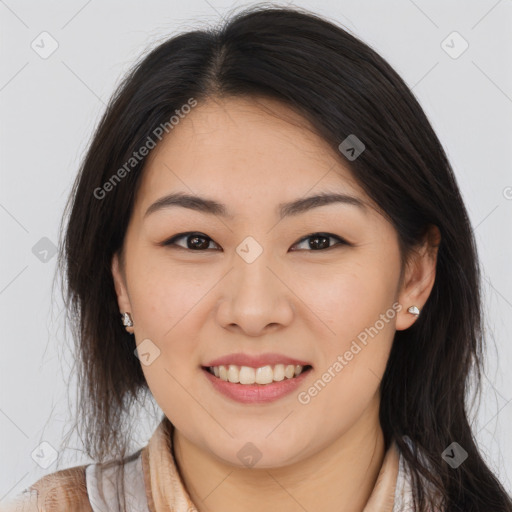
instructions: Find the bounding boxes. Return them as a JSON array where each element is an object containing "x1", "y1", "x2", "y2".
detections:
[
  {"x1": 300, "y1": 256, "x2": 399, "y2": 407},
  {"x1": 301, "y1": 257, "x2": 399, "y2": 346},
  {"x1": 129, "y1": 262, "x2": 205, "y2": 423},
  {"x1": 301, "y1": 282, "x2": 396, "y2": 438},
  {"x1": 126, "y1": 257, "x2": 207, "y2": 392},
  {"x1": 128, "y1": 254, "x2": 209, "y2": 339}
]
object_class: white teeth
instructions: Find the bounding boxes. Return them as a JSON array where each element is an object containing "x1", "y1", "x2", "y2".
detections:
[
  {"x1": 239, "y1": 366, "x2": 256, "y2": 384},
  {"x1": 273, "y1": 364, "x2": 285, "y2": 381},
  {"x1": 255, "y1": 366, "x2": 273, "y2": 384},
  {"x1": 227, "y1": 365, "x2": 240, "y2": 383},
  {"x1": 208, "y1": 364, "x2": 308, "y2": 384}
]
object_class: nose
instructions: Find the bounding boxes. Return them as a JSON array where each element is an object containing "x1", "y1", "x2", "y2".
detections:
[{"x1": 215, "y1": 246, "x2": 294, "y2": 337}]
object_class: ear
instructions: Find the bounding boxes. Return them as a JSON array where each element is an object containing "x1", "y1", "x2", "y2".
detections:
[
  {"x1": 395, "y1": 225, "x2": 441, "y2": 330},
  {"x1": 111, "y1": 251, "x2": 134, "y2": 334}
]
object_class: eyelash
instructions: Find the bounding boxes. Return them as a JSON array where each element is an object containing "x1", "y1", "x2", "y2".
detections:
[{"x1": 161, "y1": 231, "x2": 351, "y2": 252}]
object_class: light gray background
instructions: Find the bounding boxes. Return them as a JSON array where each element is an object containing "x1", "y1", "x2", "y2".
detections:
[{"x1": 1, "y1": 0, "x2": 511, "y2": 502}]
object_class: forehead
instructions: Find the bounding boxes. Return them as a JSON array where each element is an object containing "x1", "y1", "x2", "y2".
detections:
[{"x1": 134, "y1": 96, "x2": 367, "y2": 216}]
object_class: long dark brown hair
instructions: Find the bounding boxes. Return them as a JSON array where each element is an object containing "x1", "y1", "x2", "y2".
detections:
[{"x1": 53, "y1": 4, "x2": 511, "y2": 511}]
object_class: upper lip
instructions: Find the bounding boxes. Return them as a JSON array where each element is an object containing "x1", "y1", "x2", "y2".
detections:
[{"x1": 203, "y1": 352, "x2": 312, "y2": 369}]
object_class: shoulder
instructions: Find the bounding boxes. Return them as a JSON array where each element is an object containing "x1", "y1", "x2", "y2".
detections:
[
  {"x1": 2, "y1": 448, "x2": 147, "y2": 512},
  {"x1": 85, "y1": 447, "x2": 148, "y2": 511},
  {"x1": 393, "y1": 436, "x2": 444, "y2": 512},
  {"x1": 1, "y1": 464, "x2": 92, "y2": 512},
  {"x1": 393, "y1": 442, "x2": 416, "y2": 511}
]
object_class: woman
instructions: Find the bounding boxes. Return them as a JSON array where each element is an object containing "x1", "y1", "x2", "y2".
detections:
[{"x1": 4, "y1": 5, "x2": 511, "y2": 512}]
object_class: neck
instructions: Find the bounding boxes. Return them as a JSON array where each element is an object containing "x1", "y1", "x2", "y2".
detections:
[{"x1": 172, "y1": 394, "x2": 386, "y2": 512}]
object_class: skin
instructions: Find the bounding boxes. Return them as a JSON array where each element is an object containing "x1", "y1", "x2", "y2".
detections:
[{"x1": 111, "y1": 95, "x2": 440, "y2": 512}]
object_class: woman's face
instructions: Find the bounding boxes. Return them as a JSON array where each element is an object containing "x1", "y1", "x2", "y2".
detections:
[{"x1": 112, "y1": 96, "x2": 429, "y2": 468}]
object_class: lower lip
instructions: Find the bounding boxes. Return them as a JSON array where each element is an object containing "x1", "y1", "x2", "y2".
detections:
[{"x1": 201, "y1": 366, "x2": 312, "y2": 404}]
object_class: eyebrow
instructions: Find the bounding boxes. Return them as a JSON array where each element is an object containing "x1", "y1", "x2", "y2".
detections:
[{"x1": 144, "y1": 191, "x2": 367, "y2": 220}]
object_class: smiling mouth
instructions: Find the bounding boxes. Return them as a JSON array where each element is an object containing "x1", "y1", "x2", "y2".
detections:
[{"x1": 202, "y1": 364, "x2": 313, "y2": 385}]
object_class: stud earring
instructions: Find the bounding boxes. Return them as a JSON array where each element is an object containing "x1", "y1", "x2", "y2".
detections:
[
  {"x1": 407, "y1": 305, "x2": 420, "y2": 316},
  {"x1": 121, "y1": 312, "x2": 133, "y2": 327}
]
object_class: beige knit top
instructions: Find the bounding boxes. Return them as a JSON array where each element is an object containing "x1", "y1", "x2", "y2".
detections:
[{"x1": 2, "y1": 417, "x2": 422, "y2": 512}]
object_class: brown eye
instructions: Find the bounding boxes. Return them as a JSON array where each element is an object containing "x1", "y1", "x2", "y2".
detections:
[
  {"x1": 290, "y1": 232, "x2": 349, "y2": 251},
  {"x1": 162, "y1": 232, "x2": 220, "y2": 251}
]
